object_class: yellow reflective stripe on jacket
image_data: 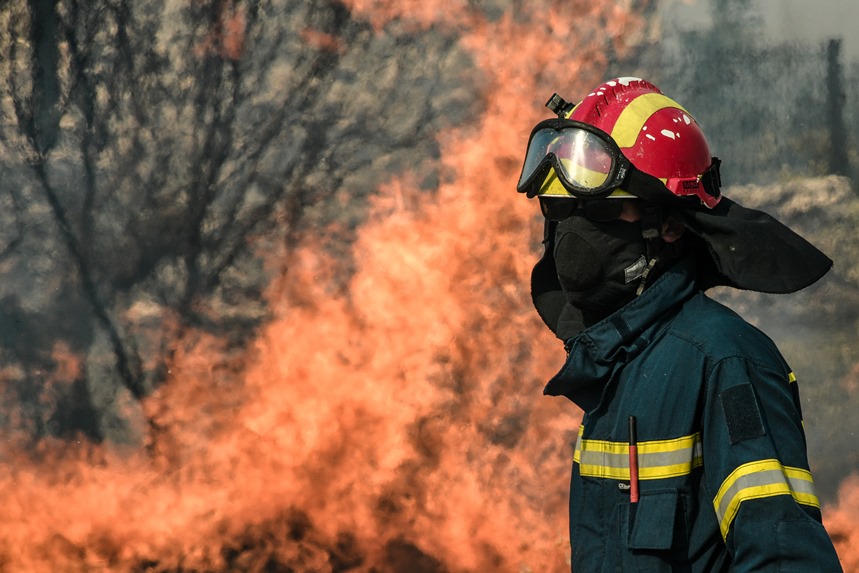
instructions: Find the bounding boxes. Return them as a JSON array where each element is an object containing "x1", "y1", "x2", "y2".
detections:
[
  {"x1": 788, "y1": 372, "x2": 805, "y2": 430},
  {"x1": 713, "y1": 459, "x2": 819, "y2": 540},
  {"x1": 573, "y1": 426, "x2": 703, "y2": 481}
]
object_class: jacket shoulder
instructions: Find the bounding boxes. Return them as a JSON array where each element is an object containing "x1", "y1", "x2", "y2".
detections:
[{"x1": 667, "y1": 293, "x2": 786, "y2": 368}]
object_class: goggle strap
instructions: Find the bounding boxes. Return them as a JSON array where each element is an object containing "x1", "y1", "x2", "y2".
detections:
[
  {"x1": 702, "y1": 157, "x2": 722, "y2": 198},
  {"x1": 626, "y1": 168, "x2": 709, "y2": 209}
]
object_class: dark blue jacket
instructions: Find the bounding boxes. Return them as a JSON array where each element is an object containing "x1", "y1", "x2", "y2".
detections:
[{"x1": 545, "y1": 258, "x2": 842, "y2": 572}]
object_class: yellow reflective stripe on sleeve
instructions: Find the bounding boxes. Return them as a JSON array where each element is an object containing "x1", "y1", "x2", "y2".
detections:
[
  {"x1": 610, "y1": 93, "x2": 690, "y2": 148},
  {"x1": 573, "y1": 427, "x2": 703, "y2": 481},
  {"x1": 713, "y1": 459, "x2": 819, "y2": 540},
  {"x1": 573, "y1": 424, "x2": 584, "y2": 464},
  {"x1": 787, "y1": 371, "x2": 804, "y2": 429},
  {"x1": 783, "y1": 466, "x2": 819, "y2": 506}
]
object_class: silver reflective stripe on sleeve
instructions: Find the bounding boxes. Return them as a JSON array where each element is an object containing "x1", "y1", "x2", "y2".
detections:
[{"x1": 713, "y1": 459, "x2": 819, "y2": 540}]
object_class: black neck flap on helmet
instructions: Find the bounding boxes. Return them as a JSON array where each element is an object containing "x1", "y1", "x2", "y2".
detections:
[{"x1": 530, "y1": 198, "x2": 834, "y2": 341}]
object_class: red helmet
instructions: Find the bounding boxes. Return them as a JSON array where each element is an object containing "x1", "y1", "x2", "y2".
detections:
[{"x1": 568, "y1": 77, "x2": 721, "y2": 207}]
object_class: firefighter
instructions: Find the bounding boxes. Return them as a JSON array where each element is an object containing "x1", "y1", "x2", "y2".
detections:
[{"x1": 516, "y1": 77, "x2": 843, "y2": 572}]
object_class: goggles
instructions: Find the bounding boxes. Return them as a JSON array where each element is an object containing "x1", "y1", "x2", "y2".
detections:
[
  {"x1": 516, "y1": 118, "x2": 631, "y2": 200},
  {"x1": 516, "y1": 117, "x2": 723, "y2": 208}
]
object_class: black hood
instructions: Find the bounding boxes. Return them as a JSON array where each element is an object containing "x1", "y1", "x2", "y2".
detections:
[
  {"x1": 674, "y1": 196, "x2": 832, "y2": 293},
  {"x1": 530, "y1": 195, "x2": 833, "y2": 339}
]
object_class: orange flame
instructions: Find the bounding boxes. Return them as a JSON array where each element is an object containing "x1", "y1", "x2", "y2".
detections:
[
  {"x1": 1, "y1": 1, "x2": 854, "y2": 571},
  {"x1": 824, "y1": 474, "x2": 859, "y2": 571}
]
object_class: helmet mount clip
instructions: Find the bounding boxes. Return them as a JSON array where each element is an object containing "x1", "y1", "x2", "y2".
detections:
[{"x1": 545, "y1": 93, "x2": 574, "y2": 118}]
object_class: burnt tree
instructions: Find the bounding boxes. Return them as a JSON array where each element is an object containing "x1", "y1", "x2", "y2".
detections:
[{"x1": 0, "y1": 0, "x2": 477, "y2": 444}]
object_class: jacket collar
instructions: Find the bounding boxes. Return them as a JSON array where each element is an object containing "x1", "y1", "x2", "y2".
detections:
[{"x1": 543, "y1": 257, "x2": 699, "y2": 411}]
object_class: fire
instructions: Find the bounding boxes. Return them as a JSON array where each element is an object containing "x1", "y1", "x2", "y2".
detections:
[
  {"x1": 825, "y1": 475, "x2": 859, "y2": 572},
  {"x1": 1, "y1": 1, "x2": 854, "y2": 571}
]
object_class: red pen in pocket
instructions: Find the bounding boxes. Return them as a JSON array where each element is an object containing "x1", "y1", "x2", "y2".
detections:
[{"x1": 629, "y1": 416, "x2": 639, "y2": 503}]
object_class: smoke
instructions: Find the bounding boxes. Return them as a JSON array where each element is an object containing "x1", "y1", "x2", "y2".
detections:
[
  {"x1": 0, "y1": 1, "x2": 654, "y2": 571},
  {"x1": 1, "y1": 0, "x2": 856, "y2": 571}
]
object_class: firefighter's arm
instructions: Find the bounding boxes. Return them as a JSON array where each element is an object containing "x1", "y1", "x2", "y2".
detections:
[{"x1": 702, "y1": 357, "x2": 842, "y2": 572}]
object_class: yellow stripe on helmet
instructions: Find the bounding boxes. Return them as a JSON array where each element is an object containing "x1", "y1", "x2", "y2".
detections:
[{"x1": 611, "y1": 93, "x2": 690, "y2": 149}]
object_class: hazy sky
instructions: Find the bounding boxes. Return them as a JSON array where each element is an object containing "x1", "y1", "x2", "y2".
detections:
[
  {"x1": 762, "y1": 0, "x2": 858, "y2": 60},
  {"x1": 664, "y1": 0, "x2": 859, "y2": 61}
]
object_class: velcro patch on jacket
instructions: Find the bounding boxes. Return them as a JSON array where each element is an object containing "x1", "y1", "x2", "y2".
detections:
[{"x1": 720, "y1": 384, "x2": 765, "y2": 445}]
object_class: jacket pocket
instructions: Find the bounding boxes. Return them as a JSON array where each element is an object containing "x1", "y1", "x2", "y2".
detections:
[{"x1": 620, "y1": 490, "x2": 690, "y2": 573}]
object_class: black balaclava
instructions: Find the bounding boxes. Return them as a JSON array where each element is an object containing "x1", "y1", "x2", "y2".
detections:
[
  {"x1": 550, "y1": 203, "x2": 689, "y2": 341},
  {"x1": 553, "y1": 214, "x2": 648, "y2": 324}
]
